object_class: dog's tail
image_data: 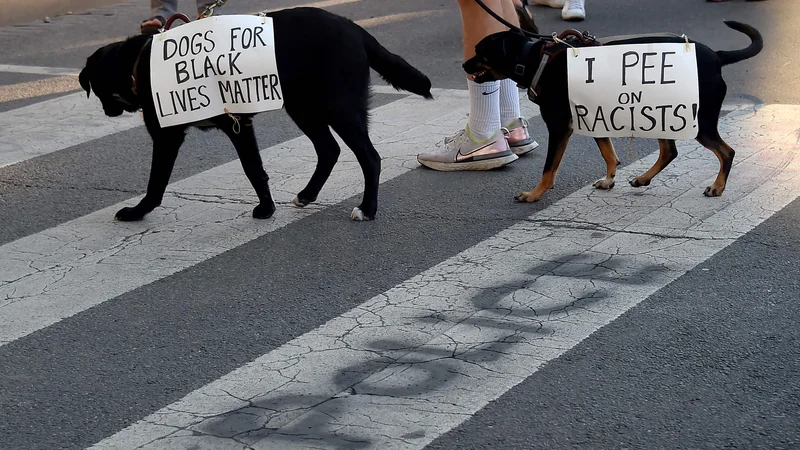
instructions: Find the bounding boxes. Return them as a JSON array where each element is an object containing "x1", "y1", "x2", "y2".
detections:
[
  {"x1": 359, "y1": 27, "x2": 433, "y2": 99},
  {"x1": 716, "y1": 21, "x2": 763, "y2": 67}
]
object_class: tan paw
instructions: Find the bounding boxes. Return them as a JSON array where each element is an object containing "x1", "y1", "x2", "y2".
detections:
[
  {"x1": 515, "y1": 190, "x2": 541, "y2": 203},
  {"x1": 703, "y1": 184, "x2": 725, "y2": 197},
  {"x1": 593, "y1": 178, "x2": 616, "y2": 190}
]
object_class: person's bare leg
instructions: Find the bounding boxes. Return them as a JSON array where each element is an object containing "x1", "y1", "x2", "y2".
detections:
[
  {"x1": 457, "y1": 0, "x2": 507, "y2": 144},
  {"x1": 458, "y1": 0, "x2": 508, "y2": 61}
]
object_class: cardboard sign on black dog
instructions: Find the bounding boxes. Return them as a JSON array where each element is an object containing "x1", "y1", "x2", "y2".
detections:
[{"x1": 150, "y1": 15, "x2": 284, "y2": 127}]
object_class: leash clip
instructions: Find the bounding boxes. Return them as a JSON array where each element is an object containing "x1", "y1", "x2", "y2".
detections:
[{"x1": 198, "y1": 0, "x2": 228, "y2": 19}]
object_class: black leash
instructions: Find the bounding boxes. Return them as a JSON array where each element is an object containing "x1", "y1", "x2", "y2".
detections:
[{"x1": 472, "y1": 0, "x2": 555, "y2": 40}]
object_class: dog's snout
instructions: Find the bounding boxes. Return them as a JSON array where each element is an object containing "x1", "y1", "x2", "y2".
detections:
[
  {"x1": 462, "y1": 58, "x2": 479, "y2": 73},
  {"x1": 103, "y1": 107, "x2": 124, "y2": 117}
]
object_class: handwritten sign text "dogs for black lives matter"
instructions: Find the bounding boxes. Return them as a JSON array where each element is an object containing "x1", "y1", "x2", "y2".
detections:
[
  {"x1": 150, "y1": 15, "x2": 283, "y2": 127},
  {"x1": 567, "y1": 43, "x2": 699, "y2": 140}
]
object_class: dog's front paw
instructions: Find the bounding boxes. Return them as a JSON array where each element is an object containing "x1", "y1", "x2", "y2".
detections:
[
  {"x1": 351, "y1": 207, "x2": 374, "y2": 221},
  {"x1": 253, "y1": 202, "x2": 276, "y2": 219},
  {"x1": 115, "y1": 206, "x2": 146, "y2": 222},
  {"x1": 703, "y1": 184, "x2": 725, "y2": 197},
  {"x1": 291, "y1": 195, "x2": 311, "y2": 208},
  {"x1": 292, "y1": 192, "x2": 317, "y2": 208},
  {"x1": 515, "y1": 191, "x2": 540, "y2": 203},
  {"x1": 630, "y1": 177, "x2": 651, "y2": 188},
  {"x1": 593, "y1": 178, "x2": 616, "y2": 190}
]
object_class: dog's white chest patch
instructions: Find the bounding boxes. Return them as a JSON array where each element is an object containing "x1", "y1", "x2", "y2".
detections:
[
  {"x1": 566, "y1": 42, "x2": 699, "y2": 140},
  {"x1": 149, "y1": 15, "x2": 284, "y2": 127}
]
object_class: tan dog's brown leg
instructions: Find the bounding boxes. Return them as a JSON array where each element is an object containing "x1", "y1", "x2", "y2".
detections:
[
  {"x1": 592, "y1": 137, "x2": 620, "y2": 190},
  {"x1": 516, "y1": 126, "x2": 573, "y2": 202},
  {"x1": 696, "y1": 132, "x2": 735, "y2": 196},
  {"x1": 630, "y1": 139, "x2": 678, "y2": 188}
]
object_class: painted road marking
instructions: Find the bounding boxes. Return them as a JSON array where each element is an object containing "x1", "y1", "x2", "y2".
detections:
[
  {"x1": 0, "y1": 75, "x2": 79, "y2": 103},
  {"x1": 0, "y1": 92, "x2": 142, "y2": 168},
  {"x1": 0, "y1": 64, "x2": 79, "y2": 76},
  {"x1": 90, "y1": 104, "x2": 800, "y2": 450},
  {"x1": 0, "y1": 83, "x2": 445, "y2": 169}
]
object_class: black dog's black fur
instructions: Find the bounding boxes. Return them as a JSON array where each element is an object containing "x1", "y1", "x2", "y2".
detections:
[
  {"x1": 80, "y1": 7, "x2": 432, "y2": 222},
  {"x1": 463, "y1": 21, "x2": 763, "y2": 203}
]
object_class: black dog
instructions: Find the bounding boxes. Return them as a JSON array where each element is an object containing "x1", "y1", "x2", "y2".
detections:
[
  {"x1": 463, "y1": 21, "x2": 762, "y2": 203},
  {"x1": 80, "y1": 7, "x2": 432, "y2": 222}
]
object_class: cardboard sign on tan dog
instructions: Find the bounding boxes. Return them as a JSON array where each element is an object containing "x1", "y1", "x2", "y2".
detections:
[{"x1": 566, "y1": 43, "x2": 700, "y2": 140}]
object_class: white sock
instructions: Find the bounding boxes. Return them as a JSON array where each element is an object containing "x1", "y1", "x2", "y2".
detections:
[
  {"x1": 467, "y1": 79, "x2": 501, "y2": 141},
  {"x1": 499, "y1": 79, "x2": 521, "y2": 127}
]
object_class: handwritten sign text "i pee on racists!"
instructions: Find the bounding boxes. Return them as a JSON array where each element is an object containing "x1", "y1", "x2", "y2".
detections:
[
  {"x1": 567, "y1": 42, "x2": 700, "y2": 140},
  {"x1": 150, "y1": 15, "x2": 284, "y2": 128}
]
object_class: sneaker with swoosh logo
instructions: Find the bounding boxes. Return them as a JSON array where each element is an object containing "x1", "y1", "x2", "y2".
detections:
[{"x1": 417, "y1": 127, "x2": 518, "y2": 171}]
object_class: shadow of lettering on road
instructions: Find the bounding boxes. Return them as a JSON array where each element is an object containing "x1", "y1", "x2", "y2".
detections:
[{"x1": 196, "y1": 253, "x2": 667, "y2": 447}]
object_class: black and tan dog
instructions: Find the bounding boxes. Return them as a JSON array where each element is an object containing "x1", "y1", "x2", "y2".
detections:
[
  {"x1": 463, "y1": 21, "x2": 762, "y2": 203},
  {"x1": 80, "y1": 7, "x2": 432, "y2": 222}
]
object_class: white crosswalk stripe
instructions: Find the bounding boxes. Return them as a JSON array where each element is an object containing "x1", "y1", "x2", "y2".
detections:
[
  {"x1": 2, "y1": 71, "x2": 799, "y2": 449},
  {"x1": 0, "y1": 87, "x2": 538, "y2": 346},
  {"x1": 0, "y1": 92, "x2": 142, "y2": 168}
]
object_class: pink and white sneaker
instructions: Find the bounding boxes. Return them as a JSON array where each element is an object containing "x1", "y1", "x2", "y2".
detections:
[
  {"x1": 504, "y1": 117, "x2": 539, "y2": 155},
  {"x1": 418, "y1": 127, "x2": 518, "y2": 171}
]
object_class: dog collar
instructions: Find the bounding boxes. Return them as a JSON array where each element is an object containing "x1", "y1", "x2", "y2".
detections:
[
  {"x1": 130, "y1": 45, "x2": 145, "y2": 96},
  {"x1": 527, "y1": 31, "x2": 601, "y2": 99},
  {"x1": 112, "y1": 39, "x2": 150, "y2": 109},
  {"x1": 527, "y1": 52, "x2": 549, "y2": 99},
  {"x1": 514, "y1": 38, "x2": 536, "y2": 80}
]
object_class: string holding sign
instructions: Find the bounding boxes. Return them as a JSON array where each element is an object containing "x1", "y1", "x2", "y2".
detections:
[
  {"x1": 551, "y1": 32, "x2": 580, "y2": 57},
  {"x1": 223, "y1": 107, "x2": 241, "y2": 134},
  {"x1": 680, "y1": 34, "x2": 692, "y2": 53}
]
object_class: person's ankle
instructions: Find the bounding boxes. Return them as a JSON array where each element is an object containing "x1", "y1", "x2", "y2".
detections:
[{"x1": 466, "y1": 124, "x2": 498, "y2": 143}]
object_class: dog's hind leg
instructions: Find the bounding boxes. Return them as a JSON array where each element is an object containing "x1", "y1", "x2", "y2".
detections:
[
  {"x1": 286, "y1": 110, "x2": 341, "y2": 209},
  {"x1": 221, "y1": 117, "x2": 276, "y2": 219},
  {"x1": 115, "y1": 128, "x2": 186, "y2": 222},
  {"x1": 516, "y1": 122, "x2": 573, "y2": 203},
  {"x1": 694, "y1": 81, "x2": 733, "y2": 197},
  {"x1": 630, "y1": 139, "x2": 679, "y2": 188},
  {"x1": 696, "y1": 130, "x2": 735, "y2": 197},
  {"x1": 593, "y1": 137, "x2": 620, "y2": 190},
  {"x1": 329, "y1": 115, "x2": 381, "y2": 221}
]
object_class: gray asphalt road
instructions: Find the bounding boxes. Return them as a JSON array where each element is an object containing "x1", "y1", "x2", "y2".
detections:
[{"x1": 1, "y1": 0, "x2": 798, "y2": 449}]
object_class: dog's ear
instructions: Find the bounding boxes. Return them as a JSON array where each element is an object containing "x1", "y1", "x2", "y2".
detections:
[{"x1": 78, "y1": 67, "x2": 91, "y2": 98}]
